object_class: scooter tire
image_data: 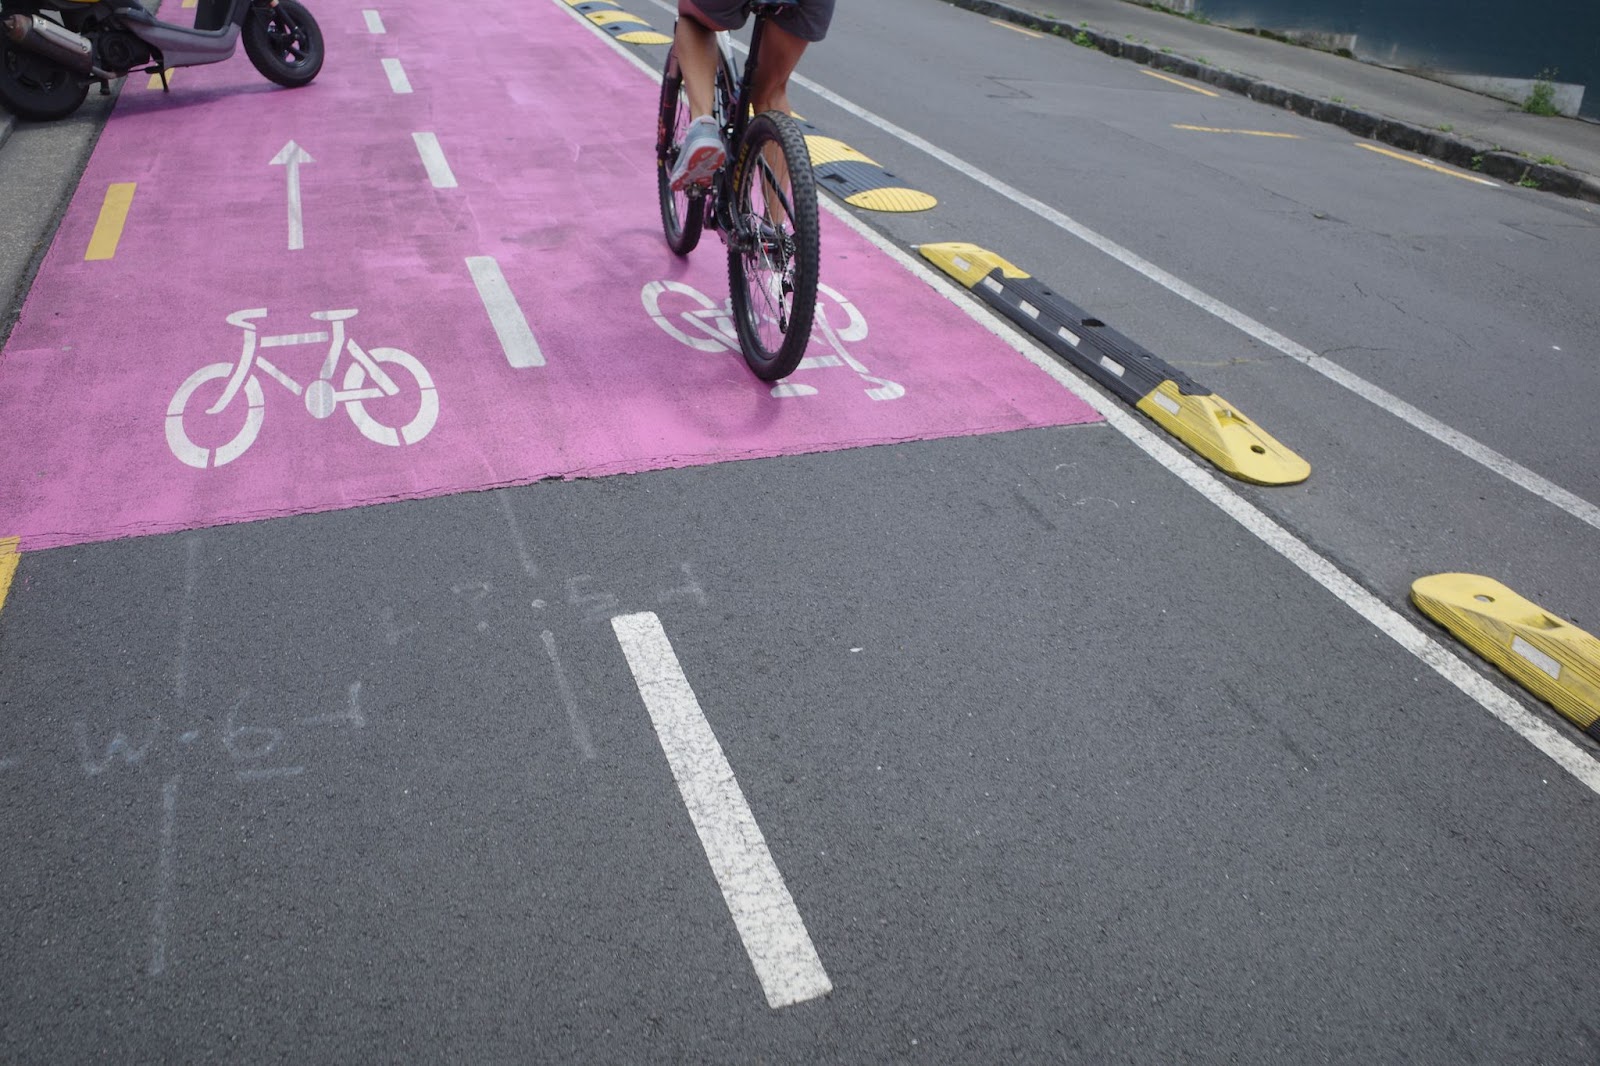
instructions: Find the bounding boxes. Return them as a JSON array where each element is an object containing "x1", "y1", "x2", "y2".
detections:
[
  {"x1": 0, "y1": 37, "x2": 89, "y2": 121},
  {"x1": 242, "y1": 0, "x2": 324, "y2": 88}
]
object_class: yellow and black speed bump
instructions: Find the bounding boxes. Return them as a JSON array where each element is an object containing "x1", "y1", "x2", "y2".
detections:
[
  {"x1": 919, "y1": 242, "x2": 1309, "y2": 485},
  {"x1": 568, "y1": 0, "x2": 673, "y2": 45},
  {"x1": 794, "y1": 120, "x2": 936, "y2": 213},
  {"x1": 1412, "y1": 574, "x2": 1600, "y2": 738}
]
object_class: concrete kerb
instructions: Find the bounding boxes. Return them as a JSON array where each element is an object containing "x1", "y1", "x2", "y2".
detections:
[{"x1": 943, "y1": 0, "x2": 1600, "y2": 205}]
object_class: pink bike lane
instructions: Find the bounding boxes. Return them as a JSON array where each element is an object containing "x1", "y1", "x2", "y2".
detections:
[{"x1": 0, "y1": 0, "x2": 1100, "y2": 551}]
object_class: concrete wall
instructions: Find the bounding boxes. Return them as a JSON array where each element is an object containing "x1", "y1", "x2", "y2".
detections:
[{"x1": 1183, "y1": 0, "x2": 1599, "y2": 119}]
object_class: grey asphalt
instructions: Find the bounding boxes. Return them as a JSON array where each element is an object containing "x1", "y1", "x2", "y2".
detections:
[
  {"x1": 5, "y1": 0, "x2": 1599, "y2": 318},
  {"x1": 6, "y1": 431, "x2": 1600, "y2": 1062},
  {"x1": 942, "y1": 0, "x2": 1600, "y2": 200},
  {"x1": 5, "y1": 0, "x2": 1600, "y2": 1061}
]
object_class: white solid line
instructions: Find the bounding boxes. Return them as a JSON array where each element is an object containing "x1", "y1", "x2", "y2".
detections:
[
  {"x1": 412, "y1": 131, "x2": 459, "y2": 189},
  {"x1": 611, "y1": 612, "x2": 832, "y2": 1008},
  {"x1": 363, "y1": 9, "x2": 386, "y2": 33},
  {"x1": 540, "y1": 630, "x2": 598, "y2": 759},
  {"x1": 565, "y1": 0, "x2": 1600, "y2": 791},
  {"x1": 827, "y1": 202, "x2": 1600, "y2": 795},
  {"x1": 776, "y1": 65, "x2": 1600, "y2": 534},
  {"x1": 382, "y1": 57, "x2": 412, "y2": 94},
  {"x1": 148, "y1": 775, "x2": 179, "y2": 976},
  {"x1": 465, "y1": 256, "x2": 545, "y2": 368}
]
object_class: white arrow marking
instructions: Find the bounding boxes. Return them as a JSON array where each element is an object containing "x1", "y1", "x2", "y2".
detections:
[{"x1": 270, "y1": 140, "x2": 314, "y2": 251}]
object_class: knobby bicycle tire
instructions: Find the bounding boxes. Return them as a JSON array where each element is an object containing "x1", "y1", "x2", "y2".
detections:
[
  {"x1": 727, "y1": 111, "x2": 820, "y2": 381},
  {"x1": 657, "y1": 46, "x2": 704, "y2": 255}
]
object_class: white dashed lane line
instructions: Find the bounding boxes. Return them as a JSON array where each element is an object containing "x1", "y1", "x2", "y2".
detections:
[{"x1": 611, "y1": 612, "x2": 833, "y2": 1010}]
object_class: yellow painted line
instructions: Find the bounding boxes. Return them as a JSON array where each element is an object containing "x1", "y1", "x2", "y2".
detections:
[
  {"x1": 147, "y1": 68, "x2": 174, "y2": 90},
  {"x1": 1174, "y1": 124, "x2": 1300, "y2": 139},
  {"x1": 989, "y1": 18, "x2": 1044, "y2": 39},
  {"x1": 182, "y1": 0, "x2": 198, "y2": 7},
  {"x1": 0, "y1": 537, "x2": 19, "y2": 620},
  {"x1": 1141, "y1": 68, "x2": 1218, "y2": 97},
  {"x1": 85, "y1": 182, "x2": 137, "y2": 261},
  {"x1": 1355, "y1": 142, "x2": 1498, "y2": 186}
]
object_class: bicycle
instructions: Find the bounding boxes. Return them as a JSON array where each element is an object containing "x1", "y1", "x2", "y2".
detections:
[
  {"x1": 165, "y1": 308, "x2": 437, "y2": 469},
  {"x1": 655, "y1": 0, "x2": 820, "y2": 382}
]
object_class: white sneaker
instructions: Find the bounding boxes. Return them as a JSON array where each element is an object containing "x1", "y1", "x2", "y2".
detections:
[{"x1": 669, "y1": 115, "x2": 727, "y2": 191}]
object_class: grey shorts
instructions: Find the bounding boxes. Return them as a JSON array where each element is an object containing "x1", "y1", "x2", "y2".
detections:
[{"x1": 687, "y1": 0, "x2": 835, "y2": 42}]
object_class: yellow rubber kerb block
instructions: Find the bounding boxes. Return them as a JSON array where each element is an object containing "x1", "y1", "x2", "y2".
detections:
[{"x1": 1412, "y1": 573, "x2": 1600, "y2": 733}]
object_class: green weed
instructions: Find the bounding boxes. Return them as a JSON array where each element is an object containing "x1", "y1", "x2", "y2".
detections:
[{"x1": 1524, "y1": 71, "x2": 1559, "y2": 116}]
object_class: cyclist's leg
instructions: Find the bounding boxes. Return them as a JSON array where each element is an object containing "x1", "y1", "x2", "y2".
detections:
[
  {"x1": 746, "y1": 22, "x2": 808, "y2": 117},
  {"x1": 675, "y1": 1, "x2": 742, "y2": 117},
  {"x1": 741, "y1": 24, "x2": 811, "y2": 229}
]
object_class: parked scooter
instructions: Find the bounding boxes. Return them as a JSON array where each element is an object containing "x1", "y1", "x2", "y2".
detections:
[{"x1": 1, "y1": 0, "x2": 322, "y2": 122}]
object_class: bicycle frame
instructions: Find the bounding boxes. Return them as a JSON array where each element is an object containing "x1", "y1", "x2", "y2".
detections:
[{"x1": 703, "y1": 3, "x2": 797, "y2": 246}]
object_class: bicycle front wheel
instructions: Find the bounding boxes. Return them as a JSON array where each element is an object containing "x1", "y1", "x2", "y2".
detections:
[
  {"x1": 727, "y1": 111, "x2": 820, "y2": 382},
  {"x1": 657, "y1": 44, "x2": 704, "y2": 256}
]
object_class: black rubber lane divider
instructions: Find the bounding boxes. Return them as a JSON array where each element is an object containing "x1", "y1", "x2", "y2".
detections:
[
  {"x1": 920, "y1": 242, "x2": 1309, "y2": 485},
  {"x1": 1413, "y1": 574, "x2": 1600, "y2": 740}
]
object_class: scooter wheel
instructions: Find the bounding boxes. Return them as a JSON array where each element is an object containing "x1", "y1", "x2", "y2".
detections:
[
  {"x1": 0, "y1": 37, "x2": 89, "y2": 122},
  {"x1": 242, "y1": 0, "x2": 324, "y2": 88}
]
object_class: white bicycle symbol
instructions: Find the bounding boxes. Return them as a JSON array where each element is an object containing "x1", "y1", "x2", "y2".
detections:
[
  {"x1": 166, "y1": 308, "x2": 439, "y2": 469},
  {"x1": 641, "y1": 280, "x2": 905, "y2": 401}
]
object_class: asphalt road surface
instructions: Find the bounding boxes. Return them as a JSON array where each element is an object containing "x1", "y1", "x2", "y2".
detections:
[{"x1": 2, "y1": 0, "x2": 1597, "y2": 1061}]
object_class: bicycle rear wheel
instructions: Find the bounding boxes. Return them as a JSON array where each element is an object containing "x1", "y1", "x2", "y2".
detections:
[
  {"x1": 657, "y1": 45, "x2": 704, "y2": 255},
  {"x1": 652, "y1": 45, "x2": 704, "y2": 256},
  {"x1": 727, "y1": 111, "x2": 820, "y2": 381}
]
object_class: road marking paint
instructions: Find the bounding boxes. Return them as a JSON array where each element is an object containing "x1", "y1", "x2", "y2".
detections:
[
  {"x1": 611, "y1": 612, "x2": 832, "y2": 1009},
  {"x1": 411, "y1": 132, "x2": 458, "y2": 189},
  {"x1": 1355, "y1": 142, "x2": 1499, "y2": 186},
  {"x1": 0, "y1": 537, "x2": 19, "y2": 619},
  {"x1": 85, "y1": 182, "x2": 136, "y2": 261},
  {"x1": 363, "y1": 9, "x2": 386, "y2": 33},
  {"x1": 146, "y1": 68, "x2": 173, "y2": 90},
  {"x1": 148, "y1": 775, "x2": 179, "y2": 976},
  {"x1": 563, "y1": 0, "x2": 1600, "y2": 790},
  {"x1": 764, "y1": 54, "x2": 1600, "y2": 534},
  {"x1": 1174, "y1": 123, "x2": 1301, "y2": 138},
  {"x1": 382, "y1": 57, "x2": 412, "y2": 94},
  {"x1": 269, "y1": 141, "x2": 314, "y2": 251},
  {"x1": 465, "y1": 256, "x2": 544, "y2": 368},
  {"x1": 540, "y1": 630, "x2": 597, "y2": 759},
  {"x1": 989, "y1": 18, "x2": 1044, "y2": 39},
  {"x1": 857, "y1": 222, "x2": 1600, "y2": 794},
  {"x1": 1141, "y1": 68, "x2": 1219, "y2": 96}
]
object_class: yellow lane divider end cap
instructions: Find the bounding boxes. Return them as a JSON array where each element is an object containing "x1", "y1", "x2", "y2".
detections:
[
  {"x1": 616, "y1": 30, "x2": 673, "y2": 44},
  {"x1": 1411, "y1": 574, "x2": 1600, "y2": 732},
  {"x1": 1134, "y1": 383, "x2": 1310, "y2": 485},
  {"x1": 918, "y1": 242, "x2": 1029, "y2": 288}
]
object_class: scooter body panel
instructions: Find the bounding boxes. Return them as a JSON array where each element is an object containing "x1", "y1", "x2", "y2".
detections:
[
  {"x1": 112, "y1": 0, "x2": 251, "y2": 69},
  {"x1": 116, "y1": 8, "x2": 241, "y2": 67}
]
